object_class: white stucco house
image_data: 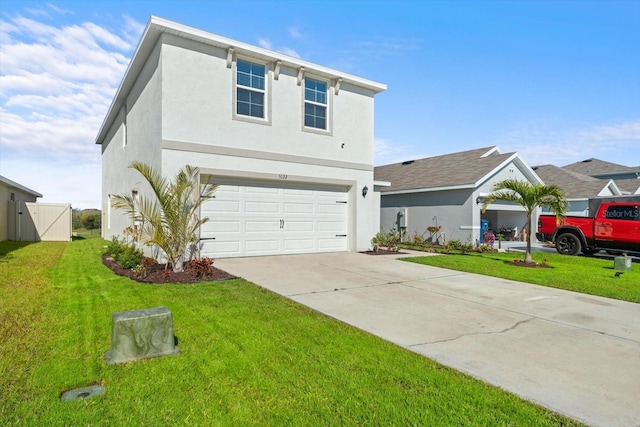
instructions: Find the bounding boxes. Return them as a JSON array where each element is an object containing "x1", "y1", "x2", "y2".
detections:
[
  {"x1": 374, "y1": 147, "x2": 543, "y2": 244},
  {"x1": 97, "y1": 17, "x2": 386, "y2": 258}
]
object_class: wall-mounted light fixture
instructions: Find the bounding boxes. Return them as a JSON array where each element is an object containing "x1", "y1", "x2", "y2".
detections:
[{"x1": 362, "y1": 185, "x2": 368, "y2": 198}]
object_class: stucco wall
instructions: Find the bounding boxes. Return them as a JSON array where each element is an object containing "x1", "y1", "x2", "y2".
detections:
[
  {"x1": 381, "y1": 189, "x2": 475, "y2": 244},
  {"x1": 102, "y1": 40, "x2": 163, "y2": 239},
  {"x1": 160, "y1": 34, "x2": 375, "y2": 165},
  {"x1": 102, "y1": 33, "x2": 381, "y2": 252}
]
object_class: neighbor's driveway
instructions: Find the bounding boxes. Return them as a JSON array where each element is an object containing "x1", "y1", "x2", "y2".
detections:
[{"x1": 216, "y1": 251, "x2": 640, "y2": 427}]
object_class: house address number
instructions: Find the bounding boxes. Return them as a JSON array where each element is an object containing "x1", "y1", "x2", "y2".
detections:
[{"x1": 278, "y1": 174, "x2": 288, "y2": 180}]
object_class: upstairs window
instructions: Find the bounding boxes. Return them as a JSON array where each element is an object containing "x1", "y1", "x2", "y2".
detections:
[
  {"x1": 304, "y1": 77, "x2": 327, "y2": 130},
  {"x1": 236, "y1": 60, "x2": 266, "y2": 119}
]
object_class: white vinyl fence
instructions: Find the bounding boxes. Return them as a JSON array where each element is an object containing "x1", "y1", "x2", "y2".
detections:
[{"x1": 7, "y1": 201, "x2": 72, "y2": 242}]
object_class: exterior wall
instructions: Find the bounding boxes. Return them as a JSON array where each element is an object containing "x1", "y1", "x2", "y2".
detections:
[
  {"x1": 476, "y1": 160, "x2": 533, "y2": 194},
  {"x1": 101, "y1": 33, "x2": 381, "y2": 253},
  {"x1": 1, "y1": 184, "x2": 39, "y2": 241},
  {"x1": 160, "y1": 35, "x2": 375, "y2": 166},
  {"x1": 102, "y1": 40, "x2": 163, "y2": 239},
  {"x1": 380, "y1": 189, "x2": 474, "y2": 244}
]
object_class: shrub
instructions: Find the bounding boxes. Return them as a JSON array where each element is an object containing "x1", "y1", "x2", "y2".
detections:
[
  {"x1": 188, "y1": 257, "x2": 215, "y2": 278},
  {"x1": 106, "y1": 237, "x2": 144, "y2": 269},
  {"x1": 409, "y1": 231, "x2": 426, "y2": 247},
  {"x1": 132, "y1": 257, "x2": 155, "y2": 278}
]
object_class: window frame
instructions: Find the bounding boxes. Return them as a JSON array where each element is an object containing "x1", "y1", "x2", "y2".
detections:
[
  {"x1": 302, "y1": 75, "x2": 332, "y2": 135},
  {"x1": 233, "y1": 57, "x2": 272, "y2": 125}
]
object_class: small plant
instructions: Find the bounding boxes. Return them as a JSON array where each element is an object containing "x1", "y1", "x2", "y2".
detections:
[
  {"x1": 371, "y1": 229, "x2": 400, "y2": 252},
  {"x1": 496, "y1": 233, "x2": 504, "y2": 249},
  {"x1": 189, "y1": 257, "x2": 215, "y2": 278},
  {"x1": 105, "y1": 236, "x2": 144, "y2": 269},
  {"x1": 132, "y1": 257, "x2": 155, "y2": 278},
  {"x1": 483, "y1": 231, "x2": 496, "y2": 248},
  {"x1": 409, "y1": 231, "x2": 426, "y2": 247}
]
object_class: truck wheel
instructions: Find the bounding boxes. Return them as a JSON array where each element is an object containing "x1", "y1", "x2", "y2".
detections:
[{"x1": 556, "y1": 233, "x2": 582, "y2": 255}]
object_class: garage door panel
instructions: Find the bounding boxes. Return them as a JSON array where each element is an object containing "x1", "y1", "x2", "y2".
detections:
[
  {"x1": 283, "y1": 239, "x2": 315, "y2": 250},
  {"x1": 284, "y1": 220, "x2": 314, "y2": 232},
  {"x1": 201, "y1": 181, "x2": 348, "y2": 258},
  {"x1": 245, "y1": 201, "x2": 279, "y2": 214},
  {"x1": 318, "y1": 220, "x2": 347, "y2": 232},
  {"x1": 318, "y1": 237, "x2": 347, "y2": 250},
  {"x1": 246, "y1": 239, "x2": 279, "y2": 253},
  {"x1": 283, "y1": 202, "x2": 314, "y2": 214},
  {"x1": 202, "y1": 220, "x2": 240, "y2": 233},
  {"x1": 283, "y1": 188, "x2": 314, "y2": 197},
  {"x1": 202, "y1": 240, "x2": 241, "y2": 257},
  {"x1": 318, "y1": 203, "x2": 347, "y2": 215},
  {"x1": 206, "y1": 200, "x2": 241, "y2": 214},
  {"x1": 245, "y1": 220, "x2": 280, "y2": 232}
]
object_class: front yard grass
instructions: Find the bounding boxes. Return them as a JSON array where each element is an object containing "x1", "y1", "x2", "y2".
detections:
[
  {"x1": 403, "y1": 251, "x2": 639, "y2": 303},
  {"x1": 0, "y1": 237, "x2": 581, "y2": 426}
]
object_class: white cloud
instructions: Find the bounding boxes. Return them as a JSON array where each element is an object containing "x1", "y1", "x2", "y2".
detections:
[
  {"x1": 0, "y1": 10, "x2": 144, "y2": 209},
  {"x1": 257, "y1": 37, "x2": 300, "y2": 58},
  {"x1": 374, "y1": 138, "x2": 429, "y2": 166},
  {"x1": 288, "y1": 26, "x2": 304, "y2": 39},
  {"x1": 500, "y1": 119, "x2": 640, "y2": 167},
  {"x1": 258, "y1": 37, "x2": 272, "y2": 50},
  {"x1": 278, "y1": 47, "x2": 300, "y2": 58}
]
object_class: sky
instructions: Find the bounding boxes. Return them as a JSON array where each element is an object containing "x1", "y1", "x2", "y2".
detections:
[{"x1": 1, "y1": 0, "x2": 639, "y2": 209}]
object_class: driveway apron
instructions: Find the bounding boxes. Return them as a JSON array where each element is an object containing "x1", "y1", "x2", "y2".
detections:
[{"x1": 216, "y1": 251, "x2": 640, "y2": 427}]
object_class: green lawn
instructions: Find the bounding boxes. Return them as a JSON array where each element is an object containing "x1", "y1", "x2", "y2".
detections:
[
  {"x1": 0, "y1": 238, "x2": 581, "y2": 426},
  {"x1": 403, "y1": 250, "x2": 639, "y2": 303}
]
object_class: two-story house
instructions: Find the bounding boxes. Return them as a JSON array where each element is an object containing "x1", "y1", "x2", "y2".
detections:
[{"x1": 97, "y1": 17, "x2": 386, "y2": 258}]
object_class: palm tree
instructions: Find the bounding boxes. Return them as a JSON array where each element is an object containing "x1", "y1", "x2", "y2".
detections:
[
  {"x1": 481, "y1": 179, "x2": 567, "y2": 263},
  {"x1": 112, "y1": 162, "x2": 218, "y2": 272}
]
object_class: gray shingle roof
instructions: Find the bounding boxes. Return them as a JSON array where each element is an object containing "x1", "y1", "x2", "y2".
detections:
[
  {"x1": 532, "y1": 164, "x2": 614, "y2": 198},
  {"x1": 374, "y1": 147, "x2": 515, "y2": 192},
  {"x1": 614, "y1": 179, "x2": 640, "y2": 194},
  {"x1": 562, "y1": 158, "x2": 636, "y2": 175}
]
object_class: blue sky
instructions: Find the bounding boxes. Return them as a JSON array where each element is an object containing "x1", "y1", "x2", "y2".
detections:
[{"x1": 1, "y1": 0, "x2": 639, "y2": 209}]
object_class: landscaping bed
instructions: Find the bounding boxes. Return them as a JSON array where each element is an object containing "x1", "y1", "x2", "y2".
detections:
[{"x1": 102, "y1": 253, "x2": 236, "y2": 283}]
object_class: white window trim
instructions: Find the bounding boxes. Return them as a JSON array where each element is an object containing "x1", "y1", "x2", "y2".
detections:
[
  {"x1": 232, "y1": 56, "x2": 272, "y2": 126},
  {"x1": 302, "y1": 75, "x2": 333, "y2": 136}
]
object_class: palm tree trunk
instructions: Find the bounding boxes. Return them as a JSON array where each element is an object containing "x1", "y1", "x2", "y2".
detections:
[{"x1": 525, "y1": 213, "x2": 533, "y2": 263}]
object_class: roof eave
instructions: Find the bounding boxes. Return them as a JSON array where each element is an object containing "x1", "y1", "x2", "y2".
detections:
[{"x1": 382, "y1": 183, "x2": 475, "y2": 195}]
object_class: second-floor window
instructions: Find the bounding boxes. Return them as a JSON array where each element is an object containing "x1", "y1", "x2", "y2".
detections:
[
  {"x1": 304, "y1": 77, "x2": 327, "y2": 130},
  {"x1": 236, "y1": 60, "x2": 265, "y2": 119}
]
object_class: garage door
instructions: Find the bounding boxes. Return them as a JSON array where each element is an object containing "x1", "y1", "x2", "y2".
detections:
[{"x1": 199, "y1": 180, "x2": 349, "y2": 258}]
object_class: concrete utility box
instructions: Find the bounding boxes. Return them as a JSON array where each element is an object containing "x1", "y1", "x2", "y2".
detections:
[
  {"x1": 105, "y1": 306, "x2": 179, "y2": 365},
  {"x1": 614, "y1": 256, "x2": 632, "y2": 272}
]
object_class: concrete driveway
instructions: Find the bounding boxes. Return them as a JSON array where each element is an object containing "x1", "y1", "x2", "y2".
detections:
[{"x1": 216, "y1": 251, "x2": 640, "y2": 427}]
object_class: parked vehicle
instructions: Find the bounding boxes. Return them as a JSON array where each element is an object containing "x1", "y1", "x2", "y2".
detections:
[{"x1": 537, "y1": 197, "x2": 640, "y2": 256}]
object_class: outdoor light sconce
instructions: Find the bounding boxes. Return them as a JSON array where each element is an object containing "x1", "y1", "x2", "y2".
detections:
[{"x1": 362, "y1": 185, "x2": 368, "y2": 198}]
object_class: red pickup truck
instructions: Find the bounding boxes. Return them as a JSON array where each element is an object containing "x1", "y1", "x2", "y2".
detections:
[{"x1": 537, "y1": 197, "x2": 640, "y2": 256}]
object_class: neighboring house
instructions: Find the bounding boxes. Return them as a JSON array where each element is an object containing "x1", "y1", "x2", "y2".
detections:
[
  {"x1": 613, "y1": 179, "x2": 640, "y2": 195},
  {"x1": 374, "y1": 147, "x2": 543, "y2": 245},
  {"x1": 562, "y1": 158, "x2": 640, "y2": 194},
  {"x1": 531, "y1": 165, "x2": 622, "y2": 216},
  {"x1": 97, "y1": 17, "x2": 386, "y2": 258},
  {"x1": 0, "y1": 175, "x2": 42, "y2": 241}
]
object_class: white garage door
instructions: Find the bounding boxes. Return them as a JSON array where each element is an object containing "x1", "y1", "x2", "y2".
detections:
[{"x1": 199, "y1": 180, "x2": 349, "y2": 258}]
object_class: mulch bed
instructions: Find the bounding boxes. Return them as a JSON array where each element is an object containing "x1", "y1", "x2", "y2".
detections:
[
  {"x1": 360, "y1": 250, "x2": 409, "y2": 255},
  {"x1": 509, "y1": 260, "x2": 553, "y2": 268},
  {"x1": 102, "y1": 254, "x2": 237, "y2": 284}
]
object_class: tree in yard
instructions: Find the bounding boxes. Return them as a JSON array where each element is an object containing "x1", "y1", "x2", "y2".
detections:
[
  {"x1": 481, "y1": 179, "x2": 567, "y2": 263},
  {"x1": 112, "y1": 162, "x2": 218, "y2": 272},
  {"x1": 81, "y1": 212, "x2": 101, "y2": 232}
]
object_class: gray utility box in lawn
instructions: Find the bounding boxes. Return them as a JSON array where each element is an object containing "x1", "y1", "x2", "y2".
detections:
[
  {"x1": 614, "y1": 256, "x2": 632, "y2": 272},
  {"x1": 105, "y1": 306, "x2": 179, "y2": 365}
]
